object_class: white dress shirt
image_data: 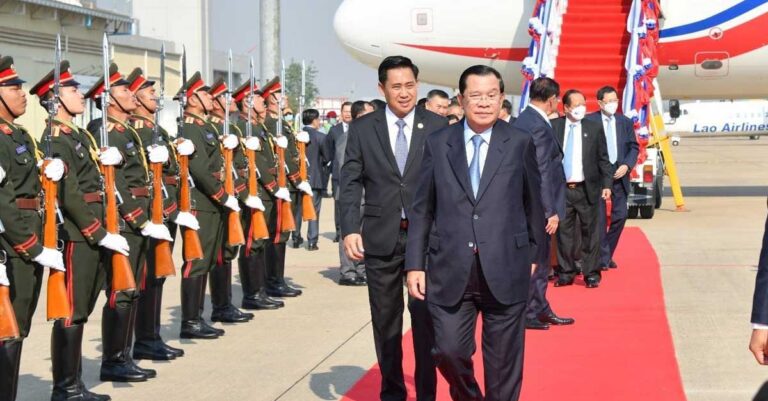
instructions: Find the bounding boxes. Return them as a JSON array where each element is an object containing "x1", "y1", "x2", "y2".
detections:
[
  {"x1": 464, "y1": 121, "x2": 492, "y2": 175},
  {"x1": 563, "y1": 120, "x2": 585, "y2": 183},
  {"x1": 601, "y1": 113, "x2": 618, "y2": 164},
  {"x1": 384, "y1": 106, "x2": 415, "y2": 155},
  {"x1": 342, "y1": 122, "x2": 349, "y2": 133},
  {"x1": 528, "y1": 104, "x2": 552, "y2": 126}
]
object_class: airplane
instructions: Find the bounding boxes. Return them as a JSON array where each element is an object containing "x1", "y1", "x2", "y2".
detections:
[
  {"x1": 333, "y1": 0, "x2": 768, "y2": 100},
  {"x1": 664, "y1": 99, "x2": 767, "y2": 140}
]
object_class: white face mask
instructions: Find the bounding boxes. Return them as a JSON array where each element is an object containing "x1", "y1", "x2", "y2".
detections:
[
  {"x1": 569, "y1": 105, "x2": 586, "y2": 121},
  {"x1": 602, "y1": 101, "x2": 619, "y2": 116}
]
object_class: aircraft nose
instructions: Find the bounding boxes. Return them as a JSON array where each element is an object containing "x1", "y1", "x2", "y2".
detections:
[{"x1": 334, "y1": 0, "x2": 383, "y2": 62}]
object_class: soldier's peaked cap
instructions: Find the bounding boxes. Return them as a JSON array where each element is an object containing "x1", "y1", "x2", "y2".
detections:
[
  {"x1": 233, "y1": 81, "x2": 260, "y2": 103},
  {"x1": 84, "y1": 63, "x2": 129, "y2": 99},
  {"x1": 0, "y1": 56, "x2": 25, "y2": 87},
  {"x1": 175, "y1": 71, "x2": 206, "y2": 99},
  {"x1": 30, "y1": 60, "x2": 80, "y2": 97},
  {"x1": 260, "y1": 76, "x2": 281, "y2": 100},
  {"x1": 126, "y1": 67, "x2": 155, "y2": 93}
]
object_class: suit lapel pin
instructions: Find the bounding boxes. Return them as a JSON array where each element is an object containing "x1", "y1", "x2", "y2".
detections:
[{"x1": 417, "y1": 123, "x2": 424, "y2": 129}]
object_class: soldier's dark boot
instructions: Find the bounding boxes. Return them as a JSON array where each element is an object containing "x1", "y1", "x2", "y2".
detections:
[
  {"x1": 210, "y1": 262, "x2": 252, "y2": 323},
  {"x1": 124, "y1": 301, "x2": 156, "y2": 379},
  {"x1": 241, "y1": 254, "x2": 279, "y2": 310},
  {"x1": 0, "y1": 338, "x2": 22, "y2": 401},
  {"x1": 153, "y1": 283, "x2": 183, "y2": 357},
  {"x1": 100, "y1": 305, "x2": 148, "y2": 382},
  {"x1": 266, "y1": 243, "x2": 302, "y2": 297},
  {"x1": 198, "y1": 274, "x2": 225, "y2": 336},
  {"x1": 133, "y1": 284, "x2": 177, "y2": 360},
  {"x1": 180, "y1": 275, "x2": 220, "y2": 339},
  {"x1": 52, "y1": 321, "x2": 111, "y2": 401}
]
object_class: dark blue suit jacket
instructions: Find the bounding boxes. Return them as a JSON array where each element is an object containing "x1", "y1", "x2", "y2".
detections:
[
  {"x1": 302, "y1": 125, "x2": 326, "y2": 189},
  {"x1": 405, "y1": 120, "x2": 545, "y2": 306},
  {"x1": 512, "y1": 106, "x2": 565, "y2": 220},
  {"x1": 752, "y1": 214, "x2": 768, "y2": 325},
  {"x1": 585, "y1": 111, "x2": 639, "y2": 194}
]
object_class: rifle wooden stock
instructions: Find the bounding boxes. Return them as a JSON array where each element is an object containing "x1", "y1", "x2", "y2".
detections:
[
  {"x1": 297, "y1": 142, "x2": 317, "y2": 221},
  {"x1": 223, "y1": 148, "x2": 245, "y2": 246},
  {"x1": 178, "y1": 154, "x2": 203, "y2": 261},
  {"x1": 246, "y1": 148, "x2": 269, "y2": 240},
  {"x1": 42, "y1": 163, "x2": 71, "y2": 321},
  {"x1": 275, "y1": 146, "x2": 295, "y2": 233},
  {"x1": 102, "y1": 164, "x2": 136, "y2": 292},
  {"x1": 151, "y1": 162, "x2": 175, "y2": 278},
  {"x1": 0, "y1": 285, "x2": 20, "y2": 341}
]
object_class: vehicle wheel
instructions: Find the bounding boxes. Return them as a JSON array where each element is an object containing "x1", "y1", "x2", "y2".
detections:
[
  {"x1": 654, "y1": 180, "x2": 663, "y2": 209},
  {"x1": 749, "y1": 135, "x2": 760, "y2": 140},
  {"x1": 628, "y1": 206, "x2": 640, "y2": 219},
  {"x1": 672, "y1": 140, "x2": 679, "y2": 146},
  {"x1": 640, "y1": 205, "x2": 655, "y2": 219}
]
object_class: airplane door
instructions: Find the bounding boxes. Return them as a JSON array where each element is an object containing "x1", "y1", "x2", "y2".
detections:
[
  {"x1": 695, "y1": 51, "x2": 729, "y2": 78},
  {"x1": 411, "y1": 8, "x2": 433, "y2": 33}
]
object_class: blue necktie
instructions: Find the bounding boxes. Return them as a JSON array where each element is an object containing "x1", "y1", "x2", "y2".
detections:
[
  {"x1": 394, "y1": 119, "x2": 408, "y2": 174},
  {"x1": 563, "y1": 124, "x2": 576, "y2": 179},
  {"x1": 605, "y1": 116, "x2": 617, "y2": 164},
  {"x1": 469, "y1": 134, "x2": 484, "y2": 196}
]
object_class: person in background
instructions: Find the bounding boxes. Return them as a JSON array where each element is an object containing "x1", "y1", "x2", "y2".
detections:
[
  {"x1": 750, "y1": 203, "x2": 768, "y2": 365},
  {"x1": 424, "y1": 89, "x2": 450, "y2": 117},
  {"x1": 320, "y1": 111, "x2": 337, "y2": 196},
  {"x1": 325, "y1": 102, "x2": 352, "y2": 243},
  {"x1": 350, "y1": 100, "x2": 374, "y2": 120},
  {"x1": 446, "y1": 114, "x2": 460, "y2": 125},
  {"x1": 417, "y1": 97, "x2": 427, "y2": 108},
  {"x1": 552, "y1": 89, "x2": 612, "y2": 289},
  {"x1": 586, "y1": 86, "x2": 638, "y2": 271},
  {"x1": 370, "y1": 98, "x2": 387, "y2": 111},
  {"x1": 447, "y1": 97, "x2": 464, "y2": 119},
  {"x1": 322, "y1": 110, "x2": 337, "y2": 133},
  {"x1": 300, "y1": 109, "x2": 326, "y2": 251},
  {"x1": 500, "y1": 98, "x2": 516, "y2": 123}
]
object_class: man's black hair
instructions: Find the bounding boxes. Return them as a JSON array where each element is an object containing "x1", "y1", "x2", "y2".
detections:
[
  {"x1": 351, "y1": 100, "x2": 372, "y2": 120},
  {"x1": 562, "y1": 89, "x2": 584, "y2": 107},
  {"x1": 458, "y1": 65, "x2": 504, "y2": 94},
  {"x1": 302, "y1": 108, "x2": 320, "y2": 125},
  {"x1": 427, "y1": 89, "x2": 449, "y2": 100},
  {"x1": 377, "y1": 56, "x2": 419, "y2": 84},
  {"x1": 501, "y1": 99, "x2": 513, "y2": 113},
  {"x1": 529, "y1": 77, "x2": 560, "y2": 102},
  {"x1": 596, "y1": 85, "x2": 618, "y2": 102}
]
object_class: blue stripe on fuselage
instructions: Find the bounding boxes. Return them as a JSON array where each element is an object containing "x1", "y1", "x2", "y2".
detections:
[{"x1": 659, "y1": 0, "x2": 768, "y2": 38}]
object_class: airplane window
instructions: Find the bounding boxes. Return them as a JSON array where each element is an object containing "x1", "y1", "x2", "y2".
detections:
[
  {"x1": 411, "y1": 8, "x2": 433, "y2": 32},
  {"x1": 683, "y1": 110, "x2": 688, "y2": 115},
  {"x1": 417, "y1": 13, "x2": 428, "y2": 25}
]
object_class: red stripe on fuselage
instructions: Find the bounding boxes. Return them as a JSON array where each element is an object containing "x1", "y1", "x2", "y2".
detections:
[{"x1": 396, "y1": 43, "x2": 529, "y2": 62}]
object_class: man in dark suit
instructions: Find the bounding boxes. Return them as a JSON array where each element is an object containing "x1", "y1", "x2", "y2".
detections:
[
  {"x1": 586, "y1": 86, "x2": 639, "y2": 270},
  {"x1": 750, "y1": 209, "x2": 768, "y2": 365},
  {"x1": 405, "y1": 65, "x2": 545, "y2": 401},
  {"x1": 340, "y1": 56, "x2": 447, "y2": 401},
  {"x1": 326, "y1": 102, "x2": 352, "y2": 243},
  {"x1": 500, "y1": 98, "x2": 516, "y2": 124},
  {"x1": 298, "y1": 108, "x2": 326, "y2": 251},
  {"x1": 513, "y1": 77, "x2": 573, "y2": 330},
  {"x1": 553, "y1": 89, "x2": 613, "y2": 288}
]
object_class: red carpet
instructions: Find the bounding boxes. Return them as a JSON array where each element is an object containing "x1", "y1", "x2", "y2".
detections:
[
  {"x1": 555, "y1": 0, "x2": 632, "y2": 112},
  {"x1": 341, "y1": 227, "x2": 686, "y2": 401}
]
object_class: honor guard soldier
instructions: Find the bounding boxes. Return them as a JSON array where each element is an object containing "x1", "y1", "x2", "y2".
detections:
[
  {"x1": 126, "y1": 68, "x2": 190, "y2": 360},
  {"x1": 85, "y1": 63, "x2": 172, "y2": 382},
  {"x1": 233, "y1": 81, "x2": 285, "y2": 310},
  {"x1": 32, "y1": 60, "x2": 129, "y2": 401},
  {"x1": 262, "y1": 77, "x2": 308, "y2": 298},
  {"x1": 205, "y1": 78, "x2": 253, "y2": 323},
  {"x1": 0, "y1": 56, "x2": 66, "y2": 401},
  {"x1": 176, "y1": 72, "x2": 240, "y2": 339}
]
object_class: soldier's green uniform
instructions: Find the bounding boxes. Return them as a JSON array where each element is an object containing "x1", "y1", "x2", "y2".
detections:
[{"x1": 127, "y1": 65, "x2": 185, "y2": 361}]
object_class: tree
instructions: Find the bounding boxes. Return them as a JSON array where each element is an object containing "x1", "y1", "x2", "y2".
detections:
[{"x1": 283, "y1": 59, "x2": 319, "y2": 113}]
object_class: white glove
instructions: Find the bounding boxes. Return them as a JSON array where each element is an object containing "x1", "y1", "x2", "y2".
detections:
[
  {"x1": 245, "y1": 137, "x2": 261, "y2": 151},
  {"x1": 296, "y1": 131, "x2": 310, "y2": 143},
  {"x1": 33, "y1": 247, "x2": 65, "y2": 272},
  {"x1": 99, "y1": 233, "x2": 130, "y2": 256},
  {"x1": 44, "y1": 159, "x2": 66, "y2": 182},
  {"x1": 275, "y1": 136, "x2": 288, "y2": 149},
  {"x1": 297, "y1": 181, "x2": 313, "y2": 196},
  {"x1": 99, "y1": 147, "x2": 123, "y2": 166},
  {"x1": 223, "y1": 195, "x2": 241, "y2": 212},
  {"x1": 176, "y1": 138, "x2": 195, "y2": 156},
  {"x1": 147, "y1": 145, "x2": 169, "y2": 164},
  {"x1": 245, "y1": 195, "x2": 265, "y2": 211},
  {"x1": 141, "y1": 222, "x2": 174, "y2": 241},
  {"x1": 274, "y1": 187, "x2": 291, "y2": 202},
  {"x1": 0, "y1": 165, "x2": 5, "y2": 184},
  {"x1": 0, "y1": 264, "x2": 8, "y2": 286},
  {"x1": 222, "y1": 134, "x2": 239, "y2": 150},
  {"x1": 173, "y1": 211, "x2": 200, "y2": 230}
]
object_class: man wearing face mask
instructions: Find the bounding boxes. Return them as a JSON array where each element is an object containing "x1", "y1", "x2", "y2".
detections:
[
  {"x1": 586, "y1": 86, "x2": 639, "y2": 271},
  {"x1": 513, "y1": 77, "x2": 573, "y2": 330},
  {"x1": 552, "y1": 89, "x2": 613, "y2": 288}
]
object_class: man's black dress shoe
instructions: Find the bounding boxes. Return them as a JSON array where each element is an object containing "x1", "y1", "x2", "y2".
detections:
[
  {"x1": 539, "y1": 311, "x2": 575, "y2": 326},
  {"x1": 266, "y1": 283, "x2": 302, "y2": 297},
  {"x1": 339, "y1": 277, "x2": 360, "y2": 286},
  {"x1": 355, "y1": 276, "x2": 367, "y2": 285},
  {"x1": 308, "y1": 243, "x2": 319, "y2": 251},
  {"x1": 585, "y1": 276, "x2": 601, "y2": 288},
  {"x1": 333, "y1": 234, "x2": 340, "y2": 243},
  {"x1": 525, "y1": 319, "x2": 550, "y2": 330},
  {"x1": 180, "y1": 321, "x2": 220, "y2": 339},
  {"x1": 609, "y1": 260, "x2": 618, "y2": 269},
  {"x1": 554, "y1": 277, "x2": 574, "y2": 287},
  {"x1": 211, "y1": 307, "x2": 253, "y2": 323}
]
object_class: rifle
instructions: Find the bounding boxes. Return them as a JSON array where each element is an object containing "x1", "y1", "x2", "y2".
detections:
[
  {"x1": 296, "y1": 60, "x2": 316, "y2": 222},
  {"x1": 275, "y1": 61, "x2": 295, "y2": 236},
  {"x1": 43, "y1": 34, "x2": 72, "y2": 321},
  {"x1": 100, "y1": 33, "x2": 136, "y2": 293},
  {"x1": 223, "y1": 49, "x2": 245, "y2": 247},
  {"x1": 245, "y1": 57, "x2": 268, "y2": 240},
  {"x1": 150, "y1": 44, "x2": 175, "y2": 278},
  {"x1": 0, "y1": 219, "x2": 20, "y2": 340},
  {"x1": 176, "y1": 46, "x2": 203, "y2": 261}
]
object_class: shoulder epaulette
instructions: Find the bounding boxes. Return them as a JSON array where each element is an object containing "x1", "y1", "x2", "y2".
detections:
[
  {"x1": 52, "y1": 126, "x2": 61, "y2": 137},
  {"x1": 107, "y1": 122, "x2": 116, "y2": 132},
  {"x1": 0, "y1": 124, "x2": 12, "y2": 135},
  {"x1": 132, "y1": 119, "x2": 144, "y2": 129},
  {"x1": 184, "y1": 116, "x2": 195, "y2": 124}
]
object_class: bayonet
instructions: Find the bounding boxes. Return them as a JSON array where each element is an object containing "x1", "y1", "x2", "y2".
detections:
[
  {"x1": 246, "y1": 57, "x2": 254, "y2": 139},
  {"x1": 154, "y1": 43, "x2": 165, "y2": 145}
]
